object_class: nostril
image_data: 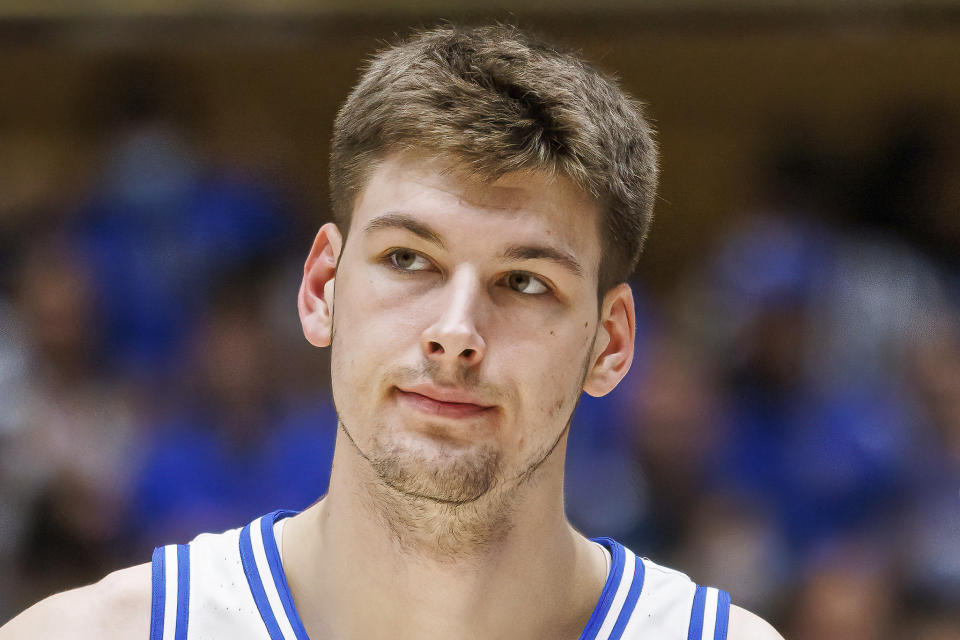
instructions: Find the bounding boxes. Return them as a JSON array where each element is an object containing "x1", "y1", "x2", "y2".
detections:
[
  {"x1": 462, "y1": 348, "x2": 475, "y2": 359},
  {"x1": 429, "y1": 341, "x2": 444, "y2": 354}
]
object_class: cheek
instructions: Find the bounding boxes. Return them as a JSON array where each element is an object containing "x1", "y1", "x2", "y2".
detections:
[
  {"x1": 501, "y1": 322, "x2": 594, "y2": 424},
  {"x1": 329, "y1": 271, "x2": 425, "y2": 411}
]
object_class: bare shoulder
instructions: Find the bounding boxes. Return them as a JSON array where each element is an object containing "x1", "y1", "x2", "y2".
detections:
[
  {"x1": 728, "y1": 604, "x2": 786, "y2": 640},
  {"x1": 0, "y1": 563, "x2": 152, "y2": 640}
]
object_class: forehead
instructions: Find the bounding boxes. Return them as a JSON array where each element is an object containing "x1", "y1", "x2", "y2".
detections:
[{"x1": 350, "y1": 153, "x2": 603, "y2": 273}]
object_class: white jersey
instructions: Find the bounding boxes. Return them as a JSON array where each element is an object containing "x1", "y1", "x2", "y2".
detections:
[{"x1": 149, "y1": 510, "x2": 731, "y2": 640}]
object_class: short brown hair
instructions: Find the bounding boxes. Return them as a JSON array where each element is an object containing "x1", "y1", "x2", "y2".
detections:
[{"x1": 330, "y1": 23, "x2": 658, "y2": 296}]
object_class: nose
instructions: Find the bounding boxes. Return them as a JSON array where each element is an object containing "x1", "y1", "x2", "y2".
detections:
[{"x1": 420, "y1": 269, "x2": 486, "y2": 369}]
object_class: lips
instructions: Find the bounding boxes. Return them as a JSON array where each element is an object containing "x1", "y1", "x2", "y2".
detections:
[{"x1": 395, "y1": 385, "x2": 494, "y2": 419}]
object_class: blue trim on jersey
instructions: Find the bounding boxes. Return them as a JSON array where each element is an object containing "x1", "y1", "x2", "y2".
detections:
[
  {"x1": 579, "y1": 537, "x2": 626, "y2": 640},
  {"x1": 687, "y1": 585, "x2": 707, "y2": 640},
  {"x1": 149, "y1": 547, "x2": 166, "y2": 640},
  {"x1": 261, "y1": 511, "x2": 311, "y2": 640},
  {"x1": 239, "y1": 519, "x2": 287, "y2": 640},
  {"x1": 228, "y1": 512, "x2": 717, "y2": 640},
  {"x1": 714, "y1": 589, "x2": 731, "y2": 640},
  {"x1": 175, "y1": 544, "x2": 191, "y2": 640},
  {"x1": 608, "y1": 554, "x2": 646, "y2": 640}
]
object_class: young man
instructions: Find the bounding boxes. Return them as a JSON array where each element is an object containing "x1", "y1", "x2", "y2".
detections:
[{"x1": 2, "y1": 24, "x2": 784, "y2": 640}]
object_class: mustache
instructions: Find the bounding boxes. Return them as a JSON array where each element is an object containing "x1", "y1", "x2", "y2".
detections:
[{"x1": 388, "y1": 361, "x2": 501, "y2": 399}]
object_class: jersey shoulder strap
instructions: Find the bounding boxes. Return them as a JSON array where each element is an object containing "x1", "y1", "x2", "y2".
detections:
[
  {"x1": 149, "y1": 543, "x2": 190, "y2": 640},
  {"x1": 148, "y1": 519, "x2": 276, "y2": 640},
  {"x1": 584, "y1": 539, "x2": 732, "y2": 640},
  {"x1": 684, "y1": 581, "x2": 732, "y2": 640},
  {"x1": 635, "y1": 556, "x2": 732, "y2": 640}
]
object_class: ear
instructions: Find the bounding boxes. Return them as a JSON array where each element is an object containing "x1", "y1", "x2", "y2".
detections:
[
  {"x1": 583, "y1": 283, "x2": 636, "y2": 397},
  {"x1": 298, "y1": 222, "x2": 343, "y2": 348}
]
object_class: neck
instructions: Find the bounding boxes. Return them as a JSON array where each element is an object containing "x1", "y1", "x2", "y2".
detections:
[{"x1": 283, "y1": 429, "x2": 606, "y2": 640}]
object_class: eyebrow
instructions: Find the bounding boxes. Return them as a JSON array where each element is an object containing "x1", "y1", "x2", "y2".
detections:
[
  {"x1": 363, "y1": 211, "x2": 584, "y2": 278},
  {"x1": 363, "y1": 213, "x2": 445, "y2": 249},
  {"x1": 499, "y1": 244, "x2": 585, "y2": 279}
]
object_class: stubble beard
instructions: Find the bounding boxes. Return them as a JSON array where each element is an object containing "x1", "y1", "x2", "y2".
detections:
[
  {"x1": 336, "y1": 366, "x2": 589, "y2": 560},
  {"x1": 330, "y1": 313, "x2": 597, "y2": 560},
  {"x1": 339, "y1": 415, "x2": 513, "y2": 559},
  {"x1": 366, "y1": 426, "x2": 503, "y2": 506},
  {"x1": 338, "y1": 410, "x2": 575, "y2": 561}
]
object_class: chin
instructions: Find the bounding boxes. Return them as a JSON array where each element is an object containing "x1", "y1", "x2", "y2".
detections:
[{"x1": 368, "y1": 428, "x2": 503, "y2": 504}]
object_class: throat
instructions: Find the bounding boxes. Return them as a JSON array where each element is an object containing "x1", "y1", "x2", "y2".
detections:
[{"x1": 283, "y1": 497, "x2": 598, "y2": 640}]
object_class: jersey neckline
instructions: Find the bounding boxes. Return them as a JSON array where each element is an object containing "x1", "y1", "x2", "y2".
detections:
[{"x1": 239, "y1": 510, "x2": 637, "y2": 640}]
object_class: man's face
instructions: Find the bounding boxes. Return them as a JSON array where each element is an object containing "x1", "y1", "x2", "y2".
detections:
[{"x1": 328, "y1": 154, "x2": 605, "y2": 505}]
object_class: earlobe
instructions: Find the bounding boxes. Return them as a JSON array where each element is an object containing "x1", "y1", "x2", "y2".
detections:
[
  {"x1": 583, "y1": 283, "x2": 636, "y2": 397},
  {"x1": 298, "y1": 222, "x2": 343, "y2": 348}
]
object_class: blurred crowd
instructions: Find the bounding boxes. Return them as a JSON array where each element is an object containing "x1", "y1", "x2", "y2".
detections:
[{"x1": 1, "y1": 59, "x2": 958, "y2": 639}]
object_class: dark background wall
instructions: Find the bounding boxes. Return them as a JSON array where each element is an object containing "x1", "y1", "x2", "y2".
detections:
[{"x1": 2, "y1": 9, "x2": 958, "y2": 289}]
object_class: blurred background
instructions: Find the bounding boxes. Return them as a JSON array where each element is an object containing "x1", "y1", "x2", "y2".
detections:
[{"x1": 1, "y1": 1, "x2": 958, "y2": 637}]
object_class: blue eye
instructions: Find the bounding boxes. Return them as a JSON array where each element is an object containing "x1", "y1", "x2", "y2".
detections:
[
  {"x1": 507, "y1": 272, "x2": 549, "y2": 295},
  {"x1": 389, "y1": 249, "x2": 432, "y2": 271}
]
